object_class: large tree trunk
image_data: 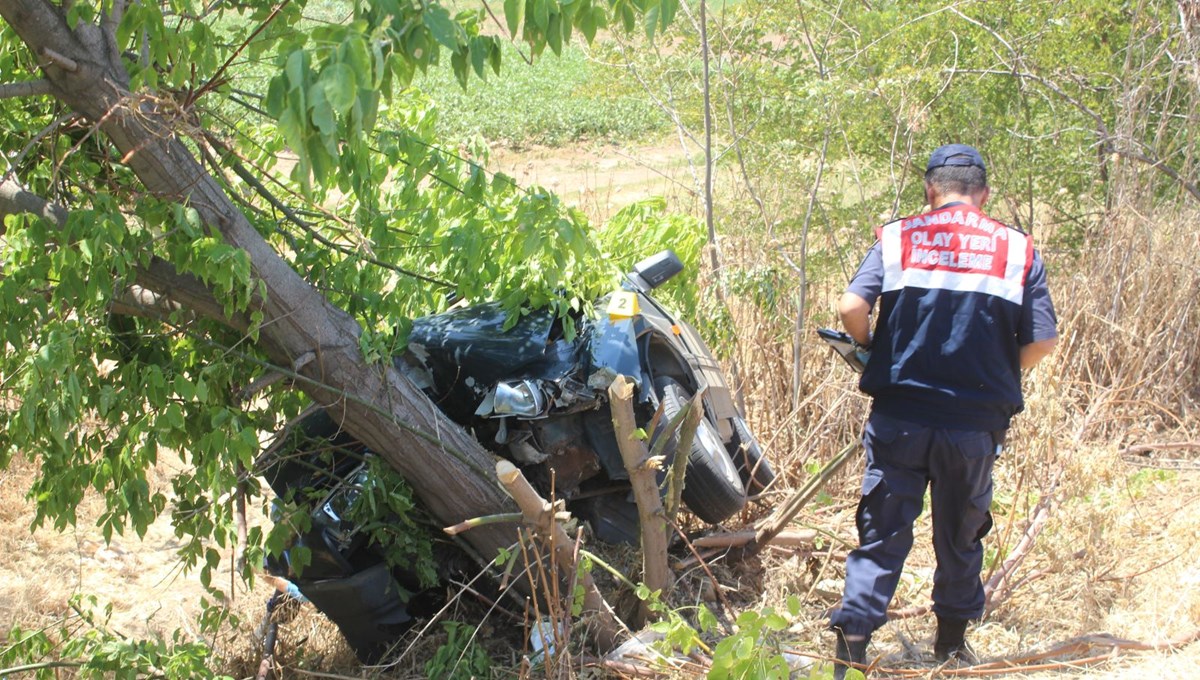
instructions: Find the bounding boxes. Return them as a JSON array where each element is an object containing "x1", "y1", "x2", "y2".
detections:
[{"x1": 0, "y1": 0, "x2": 520, "y2": 568}]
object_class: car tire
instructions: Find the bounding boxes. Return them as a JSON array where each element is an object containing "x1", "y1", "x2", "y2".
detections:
[
  {"x1": 729, "y1": 416, "x2": 776, "y2": 493},
  {"x1": 654, "y1": 377, "x2": 746, "y2": 523}
]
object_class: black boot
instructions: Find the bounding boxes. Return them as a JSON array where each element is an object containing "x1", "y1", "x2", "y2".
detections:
[
  {"x1": 832, "y1": 628, "x2": 869, "y2": 679},
  {"x1": 933, "y1": 616, "x2": 977, "y2": 664}
]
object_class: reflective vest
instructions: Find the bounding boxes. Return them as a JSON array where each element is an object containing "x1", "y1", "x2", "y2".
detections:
[{"x1": 861, "y1": 203, "x2": 1034, "y2": 431}]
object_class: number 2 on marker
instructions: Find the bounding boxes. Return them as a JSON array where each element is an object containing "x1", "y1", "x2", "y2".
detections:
[{"x1": 607, "y1": 291, "x2": 639, "y2": 319}]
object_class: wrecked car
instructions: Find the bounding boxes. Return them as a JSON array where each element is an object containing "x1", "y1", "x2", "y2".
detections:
[{"x1": 260, "y1": 249, "x2": 774, "y2": 661}]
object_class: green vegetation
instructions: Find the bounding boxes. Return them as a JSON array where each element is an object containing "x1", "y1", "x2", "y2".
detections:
[{"x1": 415, "y1": 41, "x2": 666, "y2": 146}]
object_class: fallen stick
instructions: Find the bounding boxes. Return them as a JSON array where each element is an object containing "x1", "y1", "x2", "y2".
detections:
[
  {"x1": 888, "y1": 481, "x2": 1058, "y2": 621},
  {"x1": 784, "y1": 626, "x2": 1200, "y2": 678},
  {"x1": 690, "y1": 529, "x2": 816, "y2": 549},
  {"x1": 1118, "y1": 441, "x2": 1200, "y2": 455},
  {"x1": 739, "y1": 441, "x2": 858, "y2": 558},
  {"x1": 983, "y1": 486, "x2": 1055, "y2": 614}
]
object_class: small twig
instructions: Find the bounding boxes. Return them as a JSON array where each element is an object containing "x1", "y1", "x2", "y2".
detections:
[
  {"x1": 236, "y1": 371, "x2": 292, "y2": 404},
  {"x1": 671, "y1": 524, "x2": 734, "y2": 633},
  {"x1": 3, "y1": 112, "x2": 77, "y2": 184},
  {"x1": 1118, "y1": 441, "x2": 1200, "y2": 455},
  {"x1": 690, "y1": 529, "x2": 816, "y2": 549},
  {"x1": 444, "y1": 512, "x2": 526, "y2": 535},
  {"x1": 744, "y1": 440, "x2": 858, "y2": 556},
  {"x1": 188, "y1": 1, "x2": 290, "y2": 105},
  {"x1": 984, "y1": 481, "x2": 1056, "y2": 614},
  {"x1": 0, "y1": 662, "x2": 85, "y2": 675},
  {"x1": 496, "y1": 460, "x2": 622, "y2": 650},
  {"x1": 234, "y1": 478, "x2": 248, "y2": 596},
  {"x1": 291, "y1": 352, "x2": 315, "y2": 372}
]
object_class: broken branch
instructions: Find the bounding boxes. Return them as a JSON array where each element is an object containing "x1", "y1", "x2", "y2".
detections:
[
  {"x1": 0, "y1": 78, "x2": 51, "y2": 99},
  {"x1": 442, "y1": 511, "x2": 571, "y2": 536},
  {"x1": 691, "y1": 529, "x2": 816, "y2": 550},
  {"x1": 39, "y1": 46, "x2": 78, "y2": 72},
  {"x1": 495, "y1": 459, "x2": 622, "y2": 650},
  {"x1": 665, "y1": 392, "x2": 703, "y2": 524},
  {"x1": 609, "y1": 375, "x2": 672, "y2": 626},
  {"x1": 741, "y1": 441, "x2": 858, "y2": 557}
]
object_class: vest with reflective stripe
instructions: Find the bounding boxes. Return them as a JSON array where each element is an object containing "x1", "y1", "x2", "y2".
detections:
[{"x1": 862, "y1": 204, "x2": 1032, "y2": 430}]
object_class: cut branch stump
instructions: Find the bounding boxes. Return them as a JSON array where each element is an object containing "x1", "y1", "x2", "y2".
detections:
[
  {"x1": 608, "y1": 375, "x2": 673, "y2": 626},
  {"x1": 495, "y1": 459, "x2": 622, "y2": 651}
]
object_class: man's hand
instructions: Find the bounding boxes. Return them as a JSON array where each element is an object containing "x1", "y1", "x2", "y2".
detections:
[{"x1": 1020, "y1": 337, "x2": 1057, "y2": 369}]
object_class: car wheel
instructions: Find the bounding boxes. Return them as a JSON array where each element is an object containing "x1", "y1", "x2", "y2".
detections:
[
  {"x1": 654, "y1": 377, "x2": 746, "y2": 523},
  {"x1": 729, "y1": 416, "x2": 776, "y2": 493}
]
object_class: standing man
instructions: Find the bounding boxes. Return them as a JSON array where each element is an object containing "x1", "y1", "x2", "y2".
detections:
[{"x1": 829, "y1": 144, "x2": 1058, "y2": 678}]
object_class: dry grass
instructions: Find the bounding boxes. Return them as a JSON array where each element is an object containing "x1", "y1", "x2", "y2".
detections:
[{"x1": 711, "y1": 203, "x2": 1200, "y2": 677}]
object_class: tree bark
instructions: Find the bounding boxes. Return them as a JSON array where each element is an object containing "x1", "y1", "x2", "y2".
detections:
[{"x1": 0, "y1": 0, "x2": 521, "y2": 571}]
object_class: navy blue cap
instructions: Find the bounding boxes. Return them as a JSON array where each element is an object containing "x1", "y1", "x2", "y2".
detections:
[{"x1": 927, "y1": 144, "x2": 985, "y2": 172}]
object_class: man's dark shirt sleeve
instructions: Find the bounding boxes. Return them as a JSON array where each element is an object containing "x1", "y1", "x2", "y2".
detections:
[
  {"x1": 1019, "y1": 251, "x2": 1058, "y2": 344},
  {"x1": 846, "y1": 242, "x2": 883, "y2": 308}
]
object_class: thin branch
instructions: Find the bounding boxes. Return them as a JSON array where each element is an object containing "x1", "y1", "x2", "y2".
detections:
[
  {"x1": 3, "y1": 111, "x2": 77, "y2": 183},
  {"x1": 1117, "y1": 441, "x2": 1200, "y2": 455},
  {"x1": 189, "y1": 1, "x2": 290, "y2": 105},
  {"x1": 203, "y1": 133, "x2": 454, "y2": 288},
  {"x1": 0, "y1": 78, "x2": 51, "y2": 99},
  {"x1": 0, "y1": 176, "x2": 253, "y2": 330}
]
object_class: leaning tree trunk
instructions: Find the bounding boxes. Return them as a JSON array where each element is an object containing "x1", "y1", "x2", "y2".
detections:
[{"x1": 0, "y1": 0, "x2": 521, "y2": 573}]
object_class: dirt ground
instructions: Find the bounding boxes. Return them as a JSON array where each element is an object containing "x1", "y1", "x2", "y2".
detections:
[{"x1": 489, "y1": 141, "x2": 700, "y2": 221}]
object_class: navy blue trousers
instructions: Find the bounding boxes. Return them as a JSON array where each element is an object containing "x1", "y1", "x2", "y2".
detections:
[{"x1": 830, "y1": 412, "x2": 1000, "y2": 636}]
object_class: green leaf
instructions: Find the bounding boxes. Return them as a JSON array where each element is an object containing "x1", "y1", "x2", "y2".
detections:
[
  {"x1": 345, "y1": 35, "x2": 374, "y2": 88},
  {"x1": 264, "y1": 76, "x2": 286, "y2": 118},
  {"x1": 658, "y1": 0, "x2": 678, "y2": 32},
  {"x1": 323, "y1": 62, "x2": 358, "y2": 113},
  {"x1": 488, "y1": 42, "x2": 503, "y2": 76},
  {"x1": 451, "y1": 49, "x2": 469, "y2": 89},
  {"x1": 620, "y1": 3, "x2": 636, "y2": 32},
  {"x1": 533, "y1": 0, "x2": 551, "y2": 32},
  {"x1": 547, "y1": 13, "x2": 563, "y2": 55},
  {"x1": 504, "y1": 0, "x2": 524, "y2": 38},
  {"x1": 644, "y1": 4, "x2": 660, "y2": 40},
  {"x1": 309, "y1": 84, "x2": 336, "y2": 135},
  {"x1": 470, "y1": 40, "x2": 487, "y2": 78},
  {"x1": 422, "y1": 5, "x2": 460, "y2": 51},
  {"x1": 581, "y1": 9, "x2": 599, "y2": 42},
  {"x1": 285, "y1": 49, "x2": 308, "y2": 91}
]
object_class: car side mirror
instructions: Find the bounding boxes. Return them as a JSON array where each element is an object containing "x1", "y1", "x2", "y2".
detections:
[{"x1": 629, "y1": 250, "x2": 684, "y2": 290}]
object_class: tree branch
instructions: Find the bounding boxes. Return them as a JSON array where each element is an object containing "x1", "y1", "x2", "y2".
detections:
[
  {"x1": 0, "y1": 175, "x2": 68, "y2": 230},
  {"x1": 945, "y1": 68, "x2": 1200, "y2": 203},
  {"x1": 0, "y1": 176, "x2": 252, "y2": 330},
  {"x1": 0, "y1": 78, "x2": 51, "y2": 99}
]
